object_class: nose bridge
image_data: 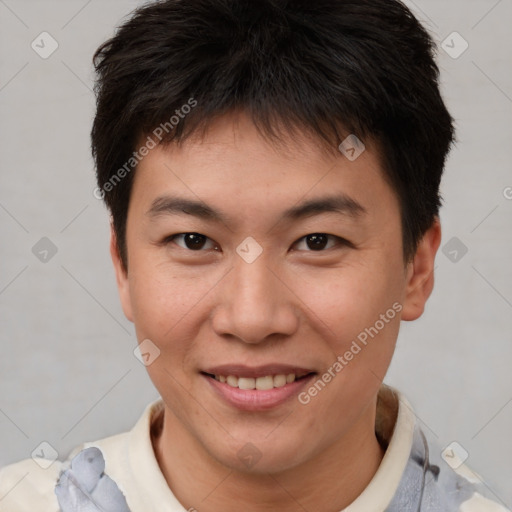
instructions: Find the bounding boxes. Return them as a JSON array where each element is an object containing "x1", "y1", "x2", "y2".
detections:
[
  {"x1": 213, "y1": 251, "x2": 298, "y2": 344},
  {"x1": 236, "y1": 255, "x2": 277, "y2": 310}
]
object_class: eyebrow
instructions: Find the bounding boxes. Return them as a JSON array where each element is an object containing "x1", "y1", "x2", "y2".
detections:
[{"x1": 146, "y1": 194, "x2": 366, "y2": 224}]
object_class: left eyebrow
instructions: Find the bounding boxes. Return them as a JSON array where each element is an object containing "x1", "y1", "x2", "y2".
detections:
[
  {"x1": 146, "y1": 193, "x2": 366, "y2": 225},
  {"x1": 281, "y1": 194, "x2": 366, "y2": 221}
]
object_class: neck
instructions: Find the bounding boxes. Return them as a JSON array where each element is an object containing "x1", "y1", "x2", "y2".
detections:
[{"x1": 152, "y1": 400, "x2": 385, "y2": 512}]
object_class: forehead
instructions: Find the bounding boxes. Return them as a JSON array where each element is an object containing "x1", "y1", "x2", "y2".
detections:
[{"x1": 130, "y1": 113, "x2": 397, "y2": 228}]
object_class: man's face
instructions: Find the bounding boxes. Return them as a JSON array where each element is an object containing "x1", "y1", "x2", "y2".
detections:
[{"x1": 114, "y1": 113, "x2": 422, "y2": 473}]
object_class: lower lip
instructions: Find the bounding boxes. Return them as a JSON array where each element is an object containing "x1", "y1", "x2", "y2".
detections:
[{"x1": 203, "y1": 374, "x2": 315, "y2": 411}]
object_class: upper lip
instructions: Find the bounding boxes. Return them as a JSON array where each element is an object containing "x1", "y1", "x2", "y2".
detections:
[{"x1": 202, "y1": 364, "x2": 316, "y2": 378}]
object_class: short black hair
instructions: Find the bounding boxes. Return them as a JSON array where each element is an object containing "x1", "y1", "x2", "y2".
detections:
[{"x1": 92, "y1": 0, "x2": 455, "y2": 270}]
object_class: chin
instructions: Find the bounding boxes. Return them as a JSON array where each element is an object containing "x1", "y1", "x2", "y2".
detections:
[{"x1": 205, "y1": 431, "x2": 310, "y2": 475}]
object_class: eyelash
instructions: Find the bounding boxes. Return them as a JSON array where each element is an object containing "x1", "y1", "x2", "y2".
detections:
[{"x1": 161, "y1": 232, "x2": 353, "y2": 253}]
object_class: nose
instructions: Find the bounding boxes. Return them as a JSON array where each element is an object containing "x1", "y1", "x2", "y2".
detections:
[{"x1": 211, "y1": 252, "x2": 299, "y2": 345}]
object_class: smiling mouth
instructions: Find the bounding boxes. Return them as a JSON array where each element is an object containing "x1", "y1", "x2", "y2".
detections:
[{"x1": 201, "y1": 372, "x2": 316, "y2": 390}]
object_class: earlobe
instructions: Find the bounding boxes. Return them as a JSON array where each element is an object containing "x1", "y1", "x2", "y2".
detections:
[
  {"x1": 110, "y1": 225, "x2": 134, "y2": 323},
  {"x1": 401, "y1": 219, "x2": 442, "y2": 321}
]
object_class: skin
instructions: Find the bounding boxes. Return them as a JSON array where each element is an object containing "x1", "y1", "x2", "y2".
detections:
[{"x1": 111, "y1": 112, "x2": 441, "y2": 511}]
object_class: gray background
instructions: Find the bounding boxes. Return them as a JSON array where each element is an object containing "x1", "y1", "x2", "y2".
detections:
[{"x1": 1, "y1": 0, "x2": 511, "y2": 507}]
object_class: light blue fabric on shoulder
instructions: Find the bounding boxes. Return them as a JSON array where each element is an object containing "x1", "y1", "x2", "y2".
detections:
[
  {"x1": 54, "y1": 446, "x2": 131, "y2": 512},
  {"x1": 386, "y1": 424, "x2": 505, "y2": 511}
]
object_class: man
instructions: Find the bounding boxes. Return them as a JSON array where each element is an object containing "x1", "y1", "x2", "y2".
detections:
[{"x1": 0, "y1": 0, "x2": 508, "y2": 510}]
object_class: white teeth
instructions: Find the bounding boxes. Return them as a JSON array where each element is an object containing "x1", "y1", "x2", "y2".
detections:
[
  {"x1": 226, "y1": 375, "x2": 238, "y2": 388},
  {"x1": 238, "y1": 377, "x2": 256, "y2": 390},
  {"x1": 214, "y1": 373, "x2": 302, "y2": 390},
  {"x1": 256, "y1": 375, "x2": 274, "y2": 390},
  {"x1": 273, "y1": 374, "x2": 287, "y2": 388}
]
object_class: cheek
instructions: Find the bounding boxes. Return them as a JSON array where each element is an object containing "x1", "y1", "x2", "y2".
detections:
[
  {"x1": 290, "y1": 258, "x2": 404, "y2": 398},
  {"x1": 291, "y1": 261, "x2": 403, "y2": 337},
  {"x1": 129, "y1": 274, "x2": 173, "y2": 338},
  {"x1": 128, "y1": 265, "x2": 201, "y2": 334},
  {"x1": 127, "y1": 264, "x2": 222, "y2": 372}
]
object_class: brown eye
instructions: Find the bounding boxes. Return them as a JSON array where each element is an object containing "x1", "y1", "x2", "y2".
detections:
[
  {"x1": 305, "y1": 234, "x2": 329, "y2": 250},
  {"x1": 167, "y1": 233, "x2": 218, "y2": 251},
  {"x1": 294, "y1": 233, "x2": 348, "y2": 252}
]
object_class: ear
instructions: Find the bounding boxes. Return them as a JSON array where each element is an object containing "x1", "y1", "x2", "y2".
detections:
[
  {"x1": 110, "y1": 224, "x2": 134, "y2": 322},
  {"x1": 401, "y1": 218, "x2": 442, "y2": 321}
]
